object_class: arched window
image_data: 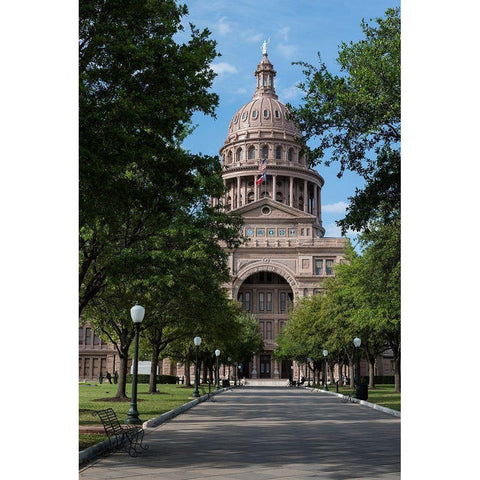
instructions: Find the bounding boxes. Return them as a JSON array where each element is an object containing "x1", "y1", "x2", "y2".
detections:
[
  {"x1": 236, "y1": 148, "x2": 244, "y2": 162},
  {"x1": 262, "y1": 145, "x2": 269, "y2": 159},
  {"x1": 227, "y1": 151, "x2": 233, "y2": 164},
  {"x1": 248, "y1": 146, "x2": 256, "y2": 160},
  {"x1": 288, "y1": 148, "x2": 294, "y2": 162},
  {"x1": 275, "y1": 145, "x2": 282, "y2": 160}
]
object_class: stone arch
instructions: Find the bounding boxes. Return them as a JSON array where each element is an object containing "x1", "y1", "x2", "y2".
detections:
[{"x1": 231, "y1": 261, "x2": 300, "y2": 300}]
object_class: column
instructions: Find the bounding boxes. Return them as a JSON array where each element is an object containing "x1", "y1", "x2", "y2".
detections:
[
  {"x1": 252, "y1": 354, "x2": 258, "y2": 378},
  {"x1": 254, "y1": 175, "x2": 258, "y2": 201},
  {"x1": 318, "y1": 185, "x2": 322, "y2": 222},
  {"x1": 272, "y1": 175, "x2": 277, "y2": 202},
  {"x1": 289, "y1": 176, "x2": 293, "y2": 207},
  {"x1": 304, "y1": 179, "x2": 308, "y2": 212},
  {"x1": 314, "y1": 183, "x2": 319, "y2": 218},
  {"x1": 237, "y1": 176, "x2": 241, "y2": 208}
]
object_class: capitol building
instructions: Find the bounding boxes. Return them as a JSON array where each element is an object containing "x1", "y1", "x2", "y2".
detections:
[{"x1": 79, "y1": 48, "x2": 394, "y2": 383}]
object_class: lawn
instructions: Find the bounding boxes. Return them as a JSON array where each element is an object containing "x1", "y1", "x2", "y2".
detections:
[
  {"x1": 79, "y1": 382, "x2": 199, "y2": 451},
  {"x1": 333, "y1": 384, "x2": 401, "y2": 411}
]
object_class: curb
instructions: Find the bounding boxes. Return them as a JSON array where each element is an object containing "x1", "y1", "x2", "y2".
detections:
[
  {"x1": 307, "y1": 387, "x2": 401, "y2": 418},
  {"x1": 79, "y1": 388, "x2": 228, "y2": 468}
]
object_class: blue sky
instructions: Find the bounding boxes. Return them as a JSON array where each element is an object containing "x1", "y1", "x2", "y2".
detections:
[{"x1": 180, "y1": 0, "x2": 401, "y2": 240}]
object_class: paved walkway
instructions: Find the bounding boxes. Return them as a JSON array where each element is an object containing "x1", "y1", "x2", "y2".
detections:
[{"x1": 80, "y1": 387, "x2": 400, "y2": 479}]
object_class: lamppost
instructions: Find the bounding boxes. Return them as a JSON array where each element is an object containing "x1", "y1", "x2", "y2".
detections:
[
  {"x1": 193, "y1": 336, "x2": 202, "y2": 397},
  {"x1": 353, "y1": 337, "x2": 361, "y2": 386},
  {"x1": 215, "y1": 349, "x2": 221, "y2": 389},
  {"x1": 125, "y1": 303, "x2": 145, "y2": 424},
  {"x1": 307, "y1": 357, "x2": 312, "y2": 387},
  {"x1": 323, "y1": 350, "x2": 329, "y2": 391},
  {"x1": 234, "y1": 362, "x2": 238, "y2": 386},
  {"x1": 227, "y1": 357, "x2": 231, "y2": 381}
]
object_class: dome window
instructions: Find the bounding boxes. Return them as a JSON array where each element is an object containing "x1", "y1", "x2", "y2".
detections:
[
  {"x1": 241, "y1": 111, "x2": 248, "y2": 121},
  {"x1": 275, "y1": 145, "x2": 282, "y2": 160},
  {"x1": 248, "y1": 146, "x2": 256, "y2": 160},
  {"x1": 262, "y1": 145, "x2": 269, "y2": 159},
  {"x1": 227, "y1": 151, "x2": 233, "y2": 164},
  {"x1": 237, "y1": 148, "x2": 244, "y2": 162},
  {"x1": 288, "y1": 148, "x2": 294, "y2": 162},
  {"x1": 275, "y1": 110, "x2": 280, "y2": 118},
  {"x1": 263, "y1": 109, "x2": 270, "y2": 118},
  {"x1": 252, "y1": 110, "x2": 258, "y2": 119},
  {"x1": 233, "y1": 115, "x2": 238, "y2": 124}
]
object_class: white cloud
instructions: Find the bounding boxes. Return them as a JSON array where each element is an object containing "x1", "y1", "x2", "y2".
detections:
[
  {"x1": 279, "y1": 85, "x2": 301, "y2": 101},
  {"x1": 322, "y1": 201, "x2": 349, "y2": 214},
  {"x1": 277, "y1": 43, "x2": 298, "y2": 59},
  {"x1": 323, "y1": 222, "x2": 357, "y2": 240},
  {"x1": 217, "y1": 17, "x2": 231, "y2": 35},
  {"x1": 235, "y1": 87, "x2": 247, "y2": 95},
  {"x1": 279, "y1": 26, "x2": 290, "y2": 41},
  {"x1": 211, "y1": 62, "x2": 238, "y2": 75},
  {"x1": 243, "y1": 31, "x2": 263, "y2": 44}
]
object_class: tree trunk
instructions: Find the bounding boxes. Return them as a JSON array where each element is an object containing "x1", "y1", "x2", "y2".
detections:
[
  {"x1": 149, "y1": 344, "x2": 160, "y2": 394},
  {"x1": 185, "y1": 356, "x2": 191, "y2": 386},
  {"x1": 369, "y1": 360, "x2": 375, "y2": 388},
  {"x1": 393, "y1": 352, "x2": 401, "y2": 393},
  {"x1": 349, "y1": 360, "x2": 354, "y2": 387},
  {"x1": 115, "y1": 351, "x2": 129, "y2": 399}
]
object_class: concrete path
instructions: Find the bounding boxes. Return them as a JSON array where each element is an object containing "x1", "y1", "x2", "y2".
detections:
[{"x1": 80, "y1": 387, "x2": 400, "y2": 479}]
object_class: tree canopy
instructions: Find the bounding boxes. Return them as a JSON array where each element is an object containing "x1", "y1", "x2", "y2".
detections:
[{"x1": 291, "y1": 7, "x2": 400, "y2": 233}]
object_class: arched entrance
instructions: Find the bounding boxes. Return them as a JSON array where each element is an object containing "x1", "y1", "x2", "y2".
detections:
[{"x1": 236, "y1": 270, "x2": 293, "y2": 379}]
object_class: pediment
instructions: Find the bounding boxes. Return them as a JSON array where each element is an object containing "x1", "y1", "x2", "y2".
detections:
[{"x1": 234, "y1": 198, "x2": 315, "y2": 220}]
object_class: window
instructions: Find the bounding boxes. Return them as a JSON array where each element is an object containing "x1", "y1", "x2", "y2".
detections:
[
  {"x1": 85, "y1": 328, "x2": 92, "y2": 345},
  {"x1": 93, "y1": 333, "x2": 100, "y2": 345},
  {"x1": 288, "y1": 148, "x2": 294, "y2": 161},
  {"x1": 238, "y1": 293, "x2": 243, "y2": 304},
  {"x1": 326, "y1": 259, "x2": 334, "y2": 275},
  {"x1": 227, "y1": 151, "x2": 232, "y2": 164},
  {"x1": 79, "y1": 327, "x2": 84, "y2": 345},
  {"x1": 248, "y1": 146, "x2": 256, "y2": 160},
  {"x1": 263, "y1": 109, "x2": 270, "y2": 118},
  {"x1": 236, "y1": 148, "x2": 244, "y2": 162},
  {"x1": 246, "y1": 228, "x2": 253, "y2": 236},
  {"x1": 303, "y1": 288, "x2": 309, "y2": 297},
  {"x1": 275, "y1": 145, "x2": 282, "y2": 159},
  {"x1": 262, "y1": 145, "x2": 269, "y2": 158},
  {"x1": 280, "y1": 292, "x2": 286, "y2": 312},
  {"x1": 278, "y1": 229, "x2": 286, "y2": 236},
  {"x1": 266, "y1": 321, "x2": 272, "y2": 340},
  {"x1": 279, "y1": 321, "x2": 286, "y2": 331},
  {"x1": 259, "y1": 292, "x2": 265, "y2": 311},
  {"x1": 314, "y1": 258, "x2": 323, "y2": 275},
  {"x1": 259, "y1": 321, "x2": 265, "y2": 339},
  {"x1": 252, "y1": 110, "x2": 258, "y2": 119},
  {"x1": 289, "y1": 228, "x2": 296, "y2": 237},
  {"x1": 247, "y1": 192, "x2": 254, "y2": 203},
  {"x1": 267, "y1": 229, "x2": 275, "y2": 236},
  {"x1": 275, "y1": 110, "x2": 280, "y2": 118},
  {"x1": 266, "y1": 292, "x2": 272, "y2": 311},
  {"x1": 245, "y1": 292, "x2": 251, "y2": 311},
  {"x1": 241, "y1": 111, "x2": 248, "y2": 121},
  {"x1": 256, "y1": 228, "x2": 265, "y2": 236}
]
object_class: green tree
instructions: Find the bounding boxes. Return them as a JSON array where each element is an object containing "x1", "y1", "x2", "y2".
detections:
[
  {"x1": 291, "y1": 7, "x2": 400, "y2": 233},
  {"x1": 79, "y1": 0, "x2": 225, "y2": 313}
]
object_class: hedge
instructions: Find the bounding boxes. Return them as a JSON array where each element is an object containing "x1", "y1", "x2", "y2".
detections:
[
  {"x1": 125, "y1": 374, "x2": 179, "y2": 384},
  {"x1": 360, "y1": 375, "x2": 395, "y2": 384}
]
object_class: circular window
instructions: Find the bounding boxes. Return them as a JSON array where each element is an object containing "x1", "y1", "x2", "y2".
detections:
[{"x1": 261, "y1": 206, "x2": 271, "y2": 215}]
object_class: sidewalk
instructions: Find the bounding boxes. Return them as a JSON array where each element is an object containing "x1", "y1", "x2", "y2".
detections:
[{"x1": 80, "y1": 387, "x2": 400, "y2": 479}]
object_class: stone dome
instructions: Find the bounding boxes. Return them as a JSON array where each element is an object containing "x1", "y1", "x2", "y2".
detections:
[{"x1": 224, "y1": 52, "x2": 301, "y2": 141}]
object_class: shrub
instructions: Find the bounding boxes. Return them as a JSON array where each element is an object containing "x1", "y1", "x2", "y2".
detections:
[{"x1": 126, "y1": 374, "x2": 179, "y2": 384}]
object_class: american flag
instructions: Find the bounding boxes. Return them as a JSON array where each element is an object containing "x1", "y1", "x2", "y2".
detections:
[{"x1": 257, "y1": 158, "x2": 267, "y2": 173}]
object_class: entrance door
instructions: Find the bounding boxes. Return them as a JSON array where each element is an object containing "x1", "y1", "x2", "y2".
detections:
[
  {"x1": 281, "y1": 359, "x2": 292, "y2": 379},
  {"x1": 260, "y1": 354, "x2": 271, "y2": 378}
]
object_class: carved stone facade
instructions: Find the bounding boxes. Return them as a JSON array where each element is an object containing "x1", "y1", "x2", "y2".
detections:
[{"x1": 217, "y1": 51, "x2": 348, "y2": 379}]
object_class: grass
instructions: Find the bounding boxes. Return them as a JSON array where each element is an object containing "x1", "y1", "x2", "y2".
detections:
[
  {"x1": 333, "y1": 384, "x2": 401, "y2": 412},
  {"x1": 79, "y1": 382, "x2": 199, "y2": 451}
]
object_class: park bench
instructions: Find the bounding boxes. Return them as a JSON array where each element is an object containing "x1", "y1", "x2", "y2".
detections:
[{"x1": 92, "y1": 408, "x2": 148, "y2": 457}]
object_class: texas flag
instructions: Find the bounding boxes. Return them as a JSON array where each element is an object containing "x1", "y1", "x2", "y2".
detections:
[{"x1": 256, "y1": 171, "x2": 266, "y2": 185}]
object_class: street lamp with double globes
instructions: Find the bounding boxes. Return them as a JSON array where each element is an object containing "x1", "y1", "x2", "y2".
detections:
[
  {"x1": 193, "y1": 336, "x2": 202, "y2": 397},
  {"x1": 307, "y1": 357, "x2": 312, "y2": 387},
  {"x1": 215, "y1": 349, "x2": 221, "y2": 389},
  {"x1": 125, "y1": 303, "x2": 145, "y2": 424},
  {"x1": 353, "y1": 337, "x2": 361, "y2": 386},
  {"x1": 322, "y1": 350, "x2": 329, "y2": 391}
]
